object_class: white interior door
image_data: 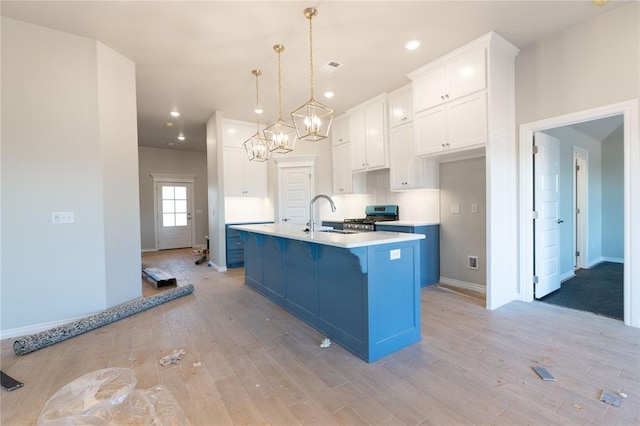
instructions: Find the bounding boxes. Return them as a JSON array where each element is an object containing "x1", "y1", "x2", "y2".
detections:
[
  {"x1": 279, "y1": 166, "x2": 312, "y2": 225},
  {"x1": 534, "y1": 132, "x2": 561, "y2": 298},
  {"x1": 157, "y1": 182, "x2": 193, "y2": 249}
]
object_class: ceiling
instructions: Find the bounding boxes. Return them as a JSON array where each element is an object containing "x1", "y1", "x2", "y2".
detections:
[{"x1": 1, "y1": 1, "x2": 628, "y2": 153}]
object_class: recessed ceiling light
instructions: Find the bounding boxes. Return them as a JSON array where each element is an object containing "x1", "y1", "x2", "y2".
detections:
[
  {"x1": 324, "y1": 91, "x2": 335, "y2": 99},
  {"x1": 166, "y1": 122, "x2": 174, "y2": 127},
  {"x1": 405, "y1": 40, "x2": 420, "y2": 51},
  {"x1": 254, "y1": 107, "x2": 263, "y2": 115},
  {"x1": 178, "y1": 135, "x2": 185, "y2": 141},
  {"x1": 170, "y1": 111, "x2": 180, "y2": 117},
  {"x1": 166, "y1": 142, "x2": 175, "y2": 146}
]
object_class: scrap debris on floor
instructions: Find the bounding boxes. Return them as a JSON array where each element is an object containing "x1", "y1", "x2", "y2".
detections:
[{"x1": 159, "y1": 349, "x2": 186, "y2": 366}]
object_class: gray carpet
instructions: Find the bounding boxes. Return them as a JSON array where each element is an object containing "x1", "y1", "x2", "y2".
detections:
[{"x1": 538, "y1": 262, "x2": 623, "y2": 320}]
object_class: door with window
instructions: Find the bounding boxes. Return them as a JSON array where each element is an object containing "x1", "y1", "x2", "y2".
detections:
[{"x1": 157, "y1": 182, "x2": 193, "y2": 249}]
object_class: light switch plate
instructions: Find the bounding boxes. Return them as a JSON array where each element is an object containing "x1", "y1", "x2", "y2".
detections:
[
  {"x1": 471, "y1": 203, "x2": 478, "y2": 214},
  {"x1": 52, "y1": 212, "x2": 74, "y2": 224},
  {"x1": 451, "y1": 204, "x2": 460, "y2": 214}
]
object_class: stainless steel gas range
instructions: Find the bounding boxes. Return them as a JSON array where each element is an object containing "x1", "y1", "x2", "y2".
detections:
[{"x1": 342, "y1": 205, "x2": 399, "y2": 232}]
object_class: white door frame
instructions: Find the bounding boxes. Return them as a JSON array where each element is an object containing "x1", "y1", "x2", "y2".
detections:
[
  {"x1": 518, "y1": 99, "x2": 639, "y2": 327},
  {"x1": 151, "y1": 173, "x2": 197, "y2": 251},
  {"x1": 573, "y1": 147, "x2": 589, "y2": 270},
  {"x1": 274, "y1": 155, "x2": 316, "y2": 222}
]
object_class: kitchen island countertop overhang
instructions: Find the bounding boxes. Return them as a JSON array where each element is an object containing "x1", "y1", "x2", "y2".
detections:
[
  {"x1": 229, "y1": 223, "x2": 425, "y2": 363},
  {"x1": 229, "y1": 223, "x2": 425, "y2": 248}
]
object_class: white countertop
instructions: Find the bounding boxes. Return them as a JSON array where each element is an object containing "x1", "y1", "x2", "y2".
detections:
[
  {"x1": 375, "y1": 220, "x2": 440, "y2": 227},
  {"x1": 229, "y1": 223, "x2": 424, "y2": 249}
]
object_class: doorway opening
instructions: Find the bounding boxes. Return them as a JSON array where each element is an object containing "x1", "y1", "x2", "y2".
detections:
[
  {"x1": 151, "y1": 174, "x2": 196, "y2": 250},
  {"x1": 519, "y1": 99, "x2": 637, "y2": 327},
  {"x1": 532, "y1": 116, "x2": 624, "y2": 318}
]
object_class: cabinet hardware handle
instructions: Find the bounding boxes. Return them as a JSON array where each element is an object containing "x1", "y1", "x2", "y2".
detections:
[
  {"x1": 445, "y1": 94, "x2": 449, "y2": 99},
  {"x1": 440, "y1": 95, "x2": 445, "y2": 100}
]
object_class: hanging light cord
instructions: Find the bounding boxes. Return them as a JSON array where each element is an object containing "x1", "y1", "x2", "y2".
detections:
[
  {"x1": 254, "y1": 70, "x2": 261, "y2": 131},
  {"x1": 277, "y1": 48, "x2": 283, "y2": 120},
  {"x1": 308, "y1": 12, "x2": 314, "y2": 100}
]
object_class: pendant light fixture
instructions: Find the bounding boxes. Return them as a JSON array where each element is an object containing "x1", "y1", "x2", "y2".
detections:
[
  {"x1": 243, "y1": 70, "x2": 270, "y2": 162},
  {"x1": 264, "y1": 44, "x2": 297, "y2": 153},
  {"x1": 291, "y1": 7, "x2": 334, "y2": 142}
]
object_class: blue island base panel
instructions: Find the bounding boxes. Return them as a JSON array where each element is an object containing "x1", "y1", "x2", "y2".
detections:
[
  {"x1": 240, "y1": 231, "x2": 421, "y2": 362},
  {"x1": 13, "y1": 284, "x2": 195, "y2": 356}
]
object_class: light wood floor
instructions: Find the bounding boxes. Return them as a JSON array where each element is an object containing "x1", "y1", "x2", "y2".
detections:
[{"x1": 2, "y1": 248, "x2": 639, "y2": 425}]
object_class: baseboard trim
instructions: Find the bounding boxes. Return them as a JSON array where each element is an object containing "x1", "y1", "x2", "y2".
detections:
[
  {"x1": 211, "y1": 262, "x2": 227, "y2": 272},
  {"x1": 141, "y1": 248, "x2": 158, "y2": 253},
  {"x1": 439, "y1": 277, "x2": 486, "y2": 294},
  {"x1": 586, "y1": 257, "x2": 624, "y2": 268},
  {"x1": 560, "y1": 270, "x2": 576, "y2": 282},
  {"x1": 1, "y1": 314, "x2": 96, "y2": 340}
]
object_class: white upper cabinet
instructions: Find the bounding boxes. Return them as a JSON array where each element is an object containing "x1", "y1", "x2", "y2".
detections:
[
  {"x1": 388, "y1": 85, "x2": 413, "y2": 128},
  {"x1": 331, "y1": 114, "x2": 350, "y2": 146},
  {"x1": 223, "y1": 147, "x2": 268, "y2": 197},
  {"x1": 413, "y1": 46, "x2": 486, "y2": 112},
  {"x1": 222, "y1": 119, "x2": 268, "y2": 197},
  {"x1": 408, "y1": 32, "x2": 515, "y2": 160},
  {"x1": 332, "y1": 142, "x2": 353, "y2": 194},
  {"x1": 348, "y1": 93, "x2": 389, "y2": 172}
]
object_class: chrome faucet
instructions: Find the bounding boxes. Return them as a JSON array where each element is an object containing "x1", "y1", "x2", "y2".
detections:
[{"x1": 308, "y1": 194, "x2": 336, "y2": 232}]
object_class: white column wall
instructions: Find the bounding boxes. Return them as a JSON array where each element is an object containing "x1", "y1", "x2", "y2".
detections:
[
  {"x1": 97, "y1": 42, "x2": 142, "y2": 307},
  {"x1": 1, "y1": 18, "x2": 141, "y2": 335}
]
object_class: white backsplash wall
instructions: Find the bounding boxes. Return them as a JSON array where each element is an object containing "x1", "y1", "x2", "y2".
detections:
[
  {"x1": 329, "y1": 169, "x2": 440, "y2": 222},
  {"x1": 225, "y1": 197, "x2": 274, "y2": 223}
]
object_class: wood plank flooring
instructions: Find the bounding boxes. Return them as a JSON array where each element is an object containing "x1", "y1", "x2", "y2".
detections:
[{"x1": 2, "y1": 248, "x2": 638, "y2": 425}]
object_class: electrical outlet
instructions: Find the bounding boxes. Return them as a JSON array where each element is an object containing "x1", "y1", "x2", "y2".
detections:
[
  {"x1": 52, "y1": 211, "x2": 74, "y2": 224},
  {"x1": 467, "y1": 255, "x2": 478, "y2": 270},
  {"x1": 390, "y1": 249, "x2": 401, "y2": 260},
  {"x1": 471, "y1": 203, "x2": 478, "y2": 214}
]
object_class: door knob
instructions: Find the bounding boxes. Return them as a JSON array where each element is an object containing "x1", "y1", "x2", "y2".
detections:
[{"x1": 557, "y1": 219, "x2": 564, "y2": 224}]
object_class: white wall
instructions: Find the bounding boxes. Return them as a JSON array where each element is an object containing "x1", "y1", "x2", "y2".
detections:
[
  {"x1": 1, "y1": 18, "x2": 141, "y2": 335},
  {"x1": 516, "y1": 2, "x2": 639, "y2": 326},
  {"x1": 601, "y1": 132, "x2": 624, "y2": 260},
  {"x1": 516, "y1": 2, "x2": 639, "y2": 126},
  {"x1": 138, "y1": 146, "x2": 208, "y2": 250},
  {"x1": 97, "y1": 43, "x2": 142, "y2": 307}
]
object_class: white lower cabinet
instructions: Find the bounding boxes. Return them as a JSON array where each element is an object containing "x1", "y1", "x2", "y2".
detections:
[{"x1": 414, "y1": 90, "x2": 486, "y2": 157}]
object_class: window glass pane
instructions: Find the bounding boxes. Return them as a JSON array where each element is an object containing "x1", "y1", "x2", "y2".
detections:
[
  {"x1": 163, "y1": 200, "x2": 175, "y2": 213},
  {"x1": 162, "y1": 186, "x2": 174, "y2": 200},
  {"x1": 174, "y1": 186, "x2": 187, "y2": 199},
  {"x1": 163, "y1": 214, "x2": 175, "y2": 227},
  {"x1": 175, "y1": 213, "x2": 187, "y2": 226},
  {"x1": 175, "y1": 200, "x2": 187, "y2": 213}
]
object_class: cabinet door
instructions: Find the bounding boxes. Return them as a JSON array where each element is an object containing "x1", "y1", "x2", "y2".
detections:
[
  {"x1": 349, "y1": 109, "x2": 367, "y2": 171},
  {"x1": 363, "y1": 101, "x2": 386, "y2": 169},
  {"x1": 389, "y1": 126, "x2": 408, "y2": 189},
  {"x1": 414, "y1": 105, "x2": 446, "y2": 157},
  {"x1": 223, "y1": 147, "x2": 247, "y2": 196},
  {"x1": 446, "y1": 91, "x2": 487, "y2": 151},
  {"x1": 445, "y1": 47, "x2": 486, "y2": 101},
  {"x1": 413, "y1": 67, "x2": 446, "y2": 112},
  {"x1": 331, "y1": 114, "x2": 350, "y2": 146},
  {"x1": 389, "y1": 88, "x2": 412, "y2": 128},
  {"x1": 332, "y1": 143, "x2": 352, "y2": 194},
  {"x1": 244, "y1": 159, "x2": 268, "y2": 197}
]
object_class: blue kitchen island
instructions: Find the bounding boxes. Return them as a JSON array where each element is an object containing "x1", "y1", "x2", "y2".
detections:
[{"x1": 230, "y1": 223, "x2": 425, "y2": 362}]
